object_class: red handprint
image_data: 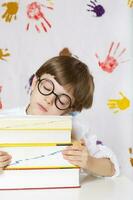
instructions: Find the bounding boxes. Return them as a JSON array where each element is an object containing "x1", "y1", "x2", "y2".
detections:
[
  {"x1": 26, "y1": 1, "x2": 53, "y2": 33},
  {"x1": 95, "y1": 42, "x2": 127, "y2": 73}
]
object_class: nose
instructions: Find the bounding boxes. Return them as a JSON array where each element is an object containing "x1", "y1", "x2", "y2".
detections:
[{"x1": 44, "y1": 94, "x2": 55, "y2": 105}]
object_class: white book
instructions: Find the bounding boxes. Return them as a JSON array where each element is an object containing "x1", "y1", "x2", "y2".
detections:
[
  {"x1": 2, "y1": 146, "x2": 76, "y2": 169},
  {"x1": 0, "y1": 116, "x2": 72, "y2": 145},
  {"x1": 0, "y1": 146, "x2": 80, "y2": 190},
  {"x1": 0, "y1": 168, "x2": 80, "y2": 190}
]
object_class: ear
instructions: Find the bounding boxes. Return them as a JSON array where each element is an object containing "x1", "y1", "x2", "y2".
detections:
[{"x1": 31, "y1": 75, "x2": 38, "y2": 91}]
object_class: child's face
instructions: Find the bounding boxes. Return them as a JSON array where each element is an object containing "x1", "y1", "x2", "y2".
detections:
[{"x1": 27, "y1": 74, "x2": 74, "y2": 115}]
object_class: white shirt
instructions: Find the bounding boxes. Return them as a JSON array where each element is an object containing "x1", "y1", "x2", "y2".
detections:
[{"x1": 0, "y1": 107, "x2": 120, "y2": 178}]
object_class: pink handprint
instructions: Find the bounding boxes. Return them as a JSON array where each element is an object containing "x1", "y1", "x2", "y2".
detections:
[
  {"x1": 95, "y1": 42, "x2": 127, "y2": 73},
  {"x1": 26, "y1": 1, "x2": 53, "y2": 33}
]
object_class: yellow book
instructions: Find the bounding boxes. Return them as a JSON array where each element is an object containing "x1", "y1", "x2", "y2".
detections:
[{"x1": 0, "y1": 115, "x2": 72, "y2": 145}]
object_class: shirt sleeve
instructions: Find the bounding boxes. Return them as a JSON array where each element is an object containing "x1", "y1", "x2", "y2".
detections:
[
  {"x1": 72, "y1": 116, "x2": 120, "y2": 178},
  {"x1": 87, "y1": 136, "x2": 120, "y2": 178}
]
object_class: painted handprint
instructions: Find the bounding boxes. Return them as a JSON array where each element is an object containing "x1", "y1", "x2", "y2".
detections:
[
  {"x1": 95, "y1": 42, "x2": 127, "y2": 73},
  {"x1": 128, "y1": 0, "x2": 133, "y2": 7},
  {"x1": 129, "y1": 148, "x2": 133, "y2": 167},
  {"x1": 0, "y1": 49, "x2": 10, "y2": 61},
  {"x1": 26, "y1": 1, "x2": 53, "y2": 33},
  {"x1": 107, "y1": 92, "x2": 130, "y2": 113},
  {"x1": 0, "y1": 85, "x2": 3, "y2": 109},
  {"x1": 1, "y1": 1, "x2": 19, "y2": 22},
  {"x1": 87, "y1": 0, "x2": 105, "y2": 17}
]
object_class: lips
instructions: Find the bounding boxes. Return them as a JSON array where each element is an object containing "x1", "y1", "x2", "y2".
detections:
[{"x1": 37, "y1": 103, "x2": 48, "y2": 112}]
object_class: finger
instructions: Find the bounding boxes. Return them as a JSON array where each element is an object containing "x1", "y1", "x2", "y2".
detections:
[
  {"x1": 108, "y1": 105, "x2": 115, "y2": 108},
  {"x1": 63, "y1": 146, "x2": 83, "y2": 151},
  {"x1": 67, "y1": 160, "x2": 81, "y2": 167},
  {"x1": 72, "y1": 141, "x2": 82, "y2": 148},
  {"x1": 2, "y1": 3, "x2": 7, "y2": 7},
  {"x1": 107, "y1": 103, "x2": 117, "y2": 107},
  {"x1": 62, "y1": 149, "x2": 82, "y2": 156},
  {"x1": 0, "y1": 151, "x2": 10, "y2": 156},
  {"x1": 119, "y1": 92, "x2": 125, "y2": 98},
  {"x1": 129, "y1": 148, "x2": 132, "y2": 154},
  {"x1": 107, "y1": 103, "x2": 116, "y2": 106},
  {"x1": 63, "y1": 155, "x2": 81, "y2": 162},
  {"x1": 107, "y1": 100, "x2": 116, "y2": 103},
  {"x1": 0, "y1": 159, "x2": 11, "y2": 168},
  {"x1": 0, "y1": 155, "x2": 12, "y2": 162},
  {"x1": 80, "y1": 139, "x2": 86, "y2": 146}
]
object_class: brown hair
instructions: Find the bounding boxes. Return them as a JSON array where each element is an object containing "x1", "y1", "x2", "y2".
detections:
[
  {"x1": 59, "y1": 48, "x2": 72, "y2": 57},
  {"x1": 35, "y1": 53, "x2": 94, "y2": 112}
]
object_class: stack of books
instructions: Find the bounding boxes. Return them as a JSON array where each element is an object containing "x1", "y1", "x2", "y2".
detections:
[{"x1": 0, "y1": 116, "x2": 80, "y2": 190}]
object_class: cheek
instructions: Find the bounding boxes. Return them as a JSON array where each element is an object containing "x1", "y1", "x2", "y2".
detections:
[
  {"x1": 30, "y1": 89, "x2": 40, "y2": 102},
  {"x1": 50, "y1": 107, "x2": 64, "y2": 116}
]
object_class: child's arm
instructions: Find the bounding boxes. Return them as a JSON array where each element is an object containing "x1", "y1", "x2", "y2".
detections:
[
  {"x1": 0, "y1": 151, "x2": 12, "y2": 170},
  {"x1": 62, "y1": 140, "x2": 115, "y2": 177}
]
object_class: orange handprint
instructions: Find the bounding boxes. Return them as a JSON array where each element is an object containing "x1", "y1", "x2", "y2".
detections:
[
  {"x1": 1, "y1": 1, "x2": 19, "y2": 22},
  {"x1": 128, "y1": 0, "x2": 133, "y2": 7},
  {"x1": 0, "y1": 48, "x2": 10, "y2": 61},
  {"x1": 107, "y1": 92, "x2": 130, "y2": 113},
  {"x1": 129, "y1": 148, "x2": 133, "y2": 167},
  {"x1": 0, "y1": 85, "x2": 3, "y2": 109}
]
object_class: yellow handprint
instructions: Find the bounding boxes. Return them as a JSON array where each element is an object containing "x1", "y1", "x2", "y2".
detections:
[
  {"x1": 0, "y1": 85, "x2": 3, "y2": 109},
  {"x1": 129, "y1": 148, "x2": 133, "y2": 167},
  {"x1": 0, "y1": 49, "x2": 10, "y2": 61},
  {"x1": 107, "y1": 92, "x2": 130, "y2": 113},
  {"x1": 1, "y1": 1, "x2": 19, "y2": 22},
  {"x1": 128, "y1": 0, "x2": 133, "y2": 7}
]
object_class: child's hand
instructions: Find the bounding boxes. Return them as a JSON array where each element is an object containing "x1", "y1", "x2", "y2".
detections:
[
  {"x1": 0, "y1": 151, "x2": 12, "y2": 170},
  {"x1": 62, "y1": 139, "x2": 92, "y2": 170}
]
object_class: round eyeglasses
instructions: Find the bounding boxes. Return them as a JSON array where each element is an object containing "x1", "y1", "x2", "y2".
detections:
[{"x1": 37, "y1": 78, "x2": 72, "y2": 110}]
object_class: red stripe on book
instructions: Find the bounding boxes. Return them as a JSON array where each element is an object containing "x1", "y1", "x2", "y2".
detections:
[{"x1": 0, "y1": 186, "x2": 81, "y2": 190}]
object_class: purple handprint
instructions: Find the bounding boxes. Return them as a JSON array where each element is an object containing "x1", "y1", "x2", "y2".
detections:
[{"x1": 87, "y1": 0, "x2": 105, "y2": 17}]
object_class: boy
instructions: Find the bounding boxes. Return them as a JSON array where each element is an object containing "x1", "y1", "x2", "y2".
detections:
[{"x1": 0, "y1": 55, "x2": 119, "y2": 177}]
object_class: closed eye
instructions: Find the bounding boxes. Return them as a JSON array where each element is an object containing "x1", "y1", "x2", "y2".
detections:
[{"x1": 43, "y1": 86, "x2": 51, "y2": 91}]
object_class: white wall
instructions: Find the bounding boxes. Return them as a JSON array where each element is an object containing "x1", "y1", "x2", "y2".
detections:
[{"x1": 0, "y1": 0, "x2": 133, "y2": 179}]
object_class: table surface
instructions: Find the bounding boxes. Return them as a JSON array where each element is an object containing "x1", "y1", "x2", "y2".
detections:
[{"x1": 0, "y1": 174, "x2": 133, "y2": 200}]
